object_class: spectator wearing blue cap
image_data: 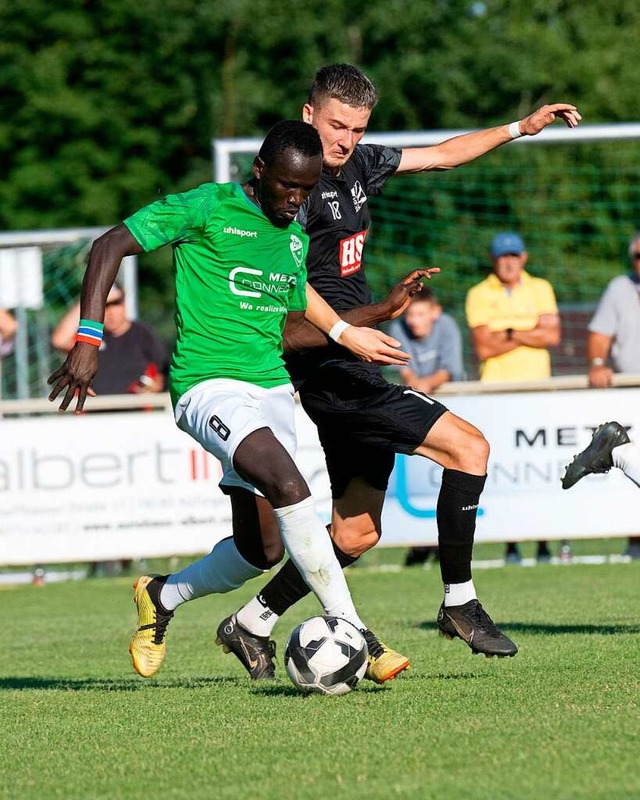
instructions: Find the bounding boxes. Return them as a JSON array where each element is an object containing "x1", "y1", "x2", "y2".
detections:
[
  {"x1": 465, "y1": 232, "x2": 560, "y2": 383},
  {"x1": 465, "y1": 232, "x2": 562, "y2": 563}
]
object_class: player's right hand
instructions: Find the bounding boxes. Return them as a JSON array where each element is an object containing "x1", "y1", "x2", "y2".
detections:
[
  {"x1": 337, "y1": 325, "x2": 411, "y2": 366},
  {"x1": 47, "y1": 344, "x2": 98, "y2": 413},
  {"x1": 382, "y1": 268, "x2": 441, "y2": 320}
]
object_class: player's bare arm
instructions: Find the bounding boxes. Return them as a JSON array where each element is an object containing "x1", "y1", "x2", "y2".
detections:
[
  {"x1": 397, "y1": 103, "x2": 582, "y2": 174},
  {"x1": 283, "y1": 268, "x2": 439, "y2": 353},
  {"x1": 47, "y1": 224, "x2": 143, "y2": 413},
  {"x1": 303, "y1": 283, "x2": 410, "y2": 366}
]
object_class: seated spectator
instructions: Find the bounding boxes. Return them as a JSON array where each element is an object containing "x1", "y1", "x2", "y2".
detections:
[
  {"x1": 51, "y1": 283, "x2": 168, "y2": 395},
  {"x1": 466, "y1": 232, "x2": 561, "y2": 564},
  {"x1": 389, "y1": 287, "x2": 463, "y2": 567},
  {"x1": 388, "y1": 286, "x2": 463, "y2": 392}
]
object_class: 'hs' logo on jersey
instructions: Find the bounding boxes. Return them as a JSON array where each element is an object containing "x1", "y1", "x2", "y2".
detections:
[{"x1": 339, "y1": 230, "x2": 367, "y2": 276}]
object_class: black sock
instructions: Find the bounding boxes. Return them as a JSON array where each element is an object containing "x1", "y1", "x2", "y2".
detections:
[
  {"x1": 147, "y1": 575, "x2": 172, "y2": 616},
  {"x1": 437, "y1": 469, "x2": 486, "y2": 585},
  {"x1": 260, "y1": 540, "x2": 359, "y2": 617}
]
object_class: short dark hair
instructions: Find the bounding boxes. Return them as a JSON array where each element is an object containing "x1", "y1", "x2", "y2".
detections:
[
  {"x1": 258, "y1": 120, "x2": 322, "y2": 164},
  {"x1": 411, "y1": 286, "x2": 437, "y2": 304},
  {"x1": 308, "y1": 63, "x2": 378, "y2": 110}
]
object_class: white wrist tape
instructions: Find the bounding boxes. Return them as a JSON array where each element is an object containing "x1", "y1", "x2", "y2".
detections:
[
  {"x1": 328, "y1": 320, "x2": 352, "y2": 342},
  {"x1": 508, "y1": 121, "x2": 523, "y2": 139}
]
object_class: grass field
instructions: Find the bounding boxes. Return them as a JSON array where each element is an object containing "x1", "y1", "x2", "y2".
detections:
[{"x1": 2, "y1": 559, "x2": 639, "y2": 800}]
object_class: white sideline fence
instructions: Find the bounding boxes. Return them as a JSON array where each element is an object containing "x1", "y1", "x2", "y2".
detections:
[{"x1": 1, "y1": 376, "x2": 639, "y2": 566}]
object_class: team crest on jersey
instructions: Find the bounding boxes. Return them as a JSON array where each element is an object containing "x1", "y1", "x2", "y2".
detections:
[
  {"x1": 351, "y1": 181, "x2": 367, "y2": 213},
  {"x1": 339, "y1": 230, "x2": 367, "y2": 276},
  {"x1": 290, "y1": 234, "x2": 304, "y2": 267}
]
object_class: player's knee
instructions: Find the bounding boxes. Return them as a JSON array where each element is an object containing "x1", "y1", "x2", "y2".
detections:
[
  {"x1": 458, "y1": 430, "x2": 490, "y2": 474},
  {"x1": 263, "y1": 476, "x2": 309, "y2": 509}
]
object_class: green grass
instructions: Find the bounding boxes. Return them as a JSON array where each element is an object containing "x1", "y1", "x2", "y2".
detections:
[{"x1": 1, "y1": 562, "x2": 639, "y2": 800}]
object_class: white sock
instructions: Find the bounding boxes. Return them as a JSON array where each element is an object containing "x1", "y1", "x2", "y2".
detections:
[
  {"x1": 273, "y1": 497, "x2": 365, "y2": 630},
  {"x1": 237, "y1": 594, "x2": 280, "y2": 638},
  {"x1": 160, "y1": 537, "x2": 262, "y2": 611},
  {"x1": 612, "y1": 442, "x2": 640, "y2": 488},
  {"x1": 443, "y1": 579, "x2": 477, "y2": 607}
]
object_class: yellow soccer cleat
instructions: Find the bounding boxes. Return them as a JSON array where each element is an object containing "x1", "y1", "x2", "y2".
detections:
[
  {"x1": 361, "y1": 629, "x2": 410, "y2": 684},
  {"x1": 129, "y1": 575, "x2": 174, "y2": 678}
]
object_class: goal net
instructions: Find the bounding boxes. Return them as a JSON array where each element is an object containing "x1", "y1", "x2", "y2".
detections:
[{"x1": 213, "y1": 123, "x2": 640, "y2": 377}]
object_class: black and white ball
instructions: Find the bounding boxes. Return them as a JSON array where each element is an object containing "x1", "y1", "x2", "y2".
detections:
[{"x1": 284, "y1": 616, "x2": 369, "y2": 696}]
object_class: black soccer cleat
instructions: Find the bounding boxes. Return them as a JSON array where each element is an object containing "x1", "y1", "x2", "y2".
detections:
[
  {"x1": 215, "y1": 614, "x2": 276, "y2": 680},
  {"x1": 561, "y1": 421, "x2": 630, "y2": 490},
  {"x1": 437, "y1": 600, "x2": 518, "y2": 658}
]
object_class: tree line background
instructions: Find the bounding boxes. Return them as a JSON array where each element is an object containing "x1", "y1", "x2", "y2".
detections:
[{"x1": 2, "y1": 0, "x2": 640, "y2": 329}]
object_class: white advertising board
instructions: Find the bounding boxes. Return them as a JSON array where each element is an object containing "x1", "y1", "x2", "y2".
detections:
[
  {"x1": 0, "y1": 408, "x2": 330, "y2": 565},
  {"x1": 0, "y1": 387, "x2": 637, "y2": 564},
  {"x1": 382, "y1": 387, "x2": 639, "y2": 545}
]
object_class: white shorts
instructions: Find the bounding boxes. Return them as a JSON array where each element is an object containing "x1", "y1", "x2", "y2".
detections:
[{"x1": 174, "y1": 378, "x2": 297, "y2": 494}]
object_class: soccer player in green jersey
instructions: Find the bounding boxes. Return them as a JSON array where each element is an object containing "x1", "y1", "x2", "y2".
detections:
[{"x1": 48, "y1": 120, "x2": 409, "y2": 679}]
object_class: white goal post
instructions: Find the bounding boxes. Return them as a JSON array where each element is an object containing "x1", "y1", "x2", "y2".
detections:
[{"x1": 212, "y1": 122, "x2": 640, "y2": 182}]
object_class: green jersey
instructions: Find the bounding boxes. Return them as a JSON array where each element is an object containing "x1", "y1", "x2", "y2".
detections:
[{"x1": 124, "y1": 182, "x2": 308, "y2": 405}]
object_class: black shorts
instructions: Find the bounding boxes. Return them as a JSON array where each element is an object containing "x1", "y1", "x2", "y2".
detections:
[{"x1": 299, "y1": 361, "x2": 448, "y2": 498}]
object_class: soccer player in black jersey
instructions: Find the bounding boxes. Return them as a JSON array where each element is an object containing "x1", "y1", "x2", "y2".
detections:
[{"x1": 219, "y1": 65, "x2": 581, "y2": 682}]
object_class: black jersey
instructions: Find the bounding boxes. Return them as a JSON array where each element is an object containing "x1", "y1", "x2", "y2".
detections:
[
  {"x1": 289, "y1": 143, "x2": 401, "y2": 384},
  {"x1": 297, "y1": 143, "x2": 401, "y2": 311}
]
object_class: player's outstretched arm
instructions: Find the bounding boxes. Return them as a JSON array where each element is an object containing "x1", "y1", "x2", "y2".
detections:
[
  {"x1": 397, "y1": 103, "x2": 582, "y2": 173},
  {"x1": 302, "y1": 284, "x2": 410, "y2": 365},
  {"x1": 283, "y1": 268, "x2": 439, "y2": 353},
  {"x1": 47, "y1": 224, "x2": 143, "y2": 413}
]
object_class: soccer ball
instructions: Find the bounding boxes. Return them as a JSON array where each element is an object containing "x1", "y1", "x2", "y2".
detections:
[{"x1": 284, "y1": 616, "x2": 369, "y2": 696}]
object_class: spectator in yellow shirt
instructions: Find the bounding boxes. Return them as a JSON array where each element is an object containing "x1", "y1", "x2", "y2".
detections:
[
  {"x1": 466, "y1": 232, "x2": 560, "y2": 383},
  {"x1": 465, "y1": 232, "x2": 562, "y2": 564}
]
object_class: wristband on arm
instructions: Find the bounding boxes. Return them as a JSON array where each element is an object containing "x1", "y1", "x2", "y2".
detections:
[
  {"x1": 76, "y1": 319, "x2": 104, "y2": 346},
  {"x1": 508, "y1": 121, "x2": 523, "y2": 139},
  {"x1": 328, "y1": 320, "x2": 352, "y2": 342}
]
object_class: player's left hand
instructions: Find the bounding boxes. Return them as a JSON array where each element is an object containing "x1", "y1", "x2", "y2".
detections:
[
  {"x1": 338, "y1": 325, "x2": 411, "y2": 366},
  {"x1": 521, "y1": 104, "x2": 582, "y2": 136},
  {"x1": 383, "y1": 268, "x2": 441, "y2": 320}
]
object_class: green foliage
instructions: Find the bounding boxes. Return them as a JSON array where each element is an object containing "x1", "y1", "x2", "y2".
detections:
[
  {"x1": 3, "y1": 0, "x2": 640, "y2": 230},
  {"x1": 2, "y1": 0, "x2": 640, "y2": 328}
]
